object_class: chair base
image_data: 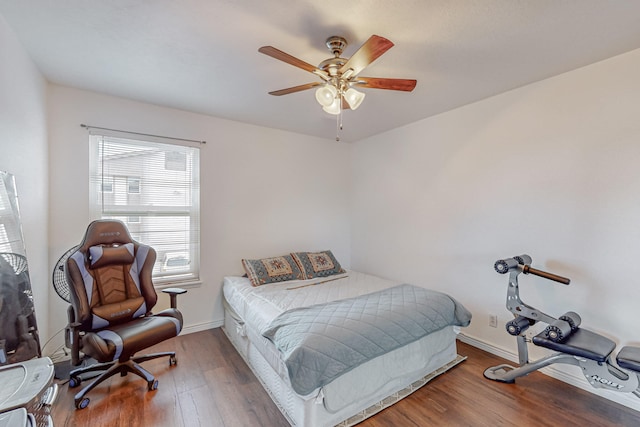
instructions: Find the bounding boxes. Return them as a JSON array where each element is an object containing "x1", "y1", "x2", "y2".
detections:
[
  {"x1": 70, "y1": 351, "x2": 177, "y2": 409},
  {"x1": 55, "y1": 357, "x2": 100, "y2": 380}
]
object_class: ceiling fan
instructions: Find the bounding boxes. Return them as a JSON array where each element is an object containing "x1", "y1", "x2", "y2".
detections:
[{"x1": 259, "y1": 35, "x2": 416, "y2": 137}]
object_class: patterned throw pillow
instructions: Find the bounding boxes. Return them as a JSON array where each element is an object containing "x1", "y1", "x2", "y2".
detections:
[
  {"x1": 291, "y1": 250, "x2": 345, "y2": 279},
  {"x1": 242, "y1": 255, "x2": 305, "y2": 286}
]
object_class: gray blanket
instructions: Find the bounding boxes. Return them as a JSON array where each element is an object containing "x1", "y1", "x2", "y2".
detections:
[{"x1": 262, "y1": 283, "x2": 472, "y2": 395}]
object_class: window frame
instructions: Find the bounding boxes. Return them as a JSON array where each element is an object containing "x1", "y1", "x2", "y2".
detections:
[{"x1": 88, "y1": 130, "x2": 201, "y2": 287}]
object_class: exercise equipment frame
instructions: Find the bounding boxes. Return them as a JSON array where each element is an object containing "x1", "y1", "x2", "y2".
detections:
[{"x1": 484, "y1": 255, "x2": 640, "y2": 398}]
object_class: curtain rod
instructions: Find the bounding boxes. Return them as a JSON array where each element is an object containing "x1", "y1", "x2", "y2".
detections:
[{"x1": 80, "y1": 124, "x2": 206, "y2": 144}]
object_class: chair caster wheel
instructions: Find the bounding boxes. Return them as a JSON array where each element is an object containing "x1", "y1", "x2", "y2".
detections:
[
  {"x1": 148, "y1": 379, "x2": 159, "y2": 391},
  {"x1": 169, "y1": 355, "x2": 177, "y2": 366},
  {"x1": 76, "y1": 397, "x2": 90, "y2": 409},
  {"x1": 69, "y1": 376, "x2": 82, "y2": 388}
]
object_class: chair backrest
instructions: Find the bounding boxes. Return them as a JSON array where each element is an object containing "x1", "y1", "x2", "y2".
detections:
[{"x1": 65, "y1": 220, "x2": 158, "y2": 331}]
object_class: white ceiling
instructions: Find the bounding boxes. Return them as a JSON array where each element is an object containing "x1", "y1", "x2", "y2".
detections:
[{"x1": 2, "y1": 1, "x2": 640, "y2": 142}]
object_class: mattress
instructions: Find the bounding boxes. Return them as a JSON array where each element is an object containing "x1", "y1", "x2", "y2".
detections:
[{"x1": 222, "y1": 270, "x2": 464, "y2": 426}]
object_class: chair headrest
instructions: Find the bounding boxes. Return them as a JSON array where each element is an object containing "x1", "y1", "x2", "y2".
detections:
[
  {"x1": 80, "y1": 220, "x2": 134, "y2": 250},
  {"x1": 89, "y1": 243, "x2": 135, "y2": 269}
]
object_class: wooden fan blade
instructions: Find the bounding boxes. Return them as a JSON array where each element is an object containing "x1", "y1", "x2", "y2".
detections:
[
  {"x1": 339, "y1": 35, "x2": 394, "y2": 77},
  {"x1": 353, "y1": 77, "x2": 417, "y2": 92},
  {"x1": 268, "y1": 82, "x2": 321, "y2": 96},
  {"x1": 259, "y1": 46, "x2": 320, "y2": 73}
]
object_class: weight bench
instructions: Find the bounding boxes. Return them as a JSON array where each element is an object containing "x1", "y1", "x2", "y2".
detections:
[
  {"x1": 484, "y1": 254, "x2": 640, "y2": 398},
  {"x1": 532, "y1": 328, "x2": 615, "y2": 363}
]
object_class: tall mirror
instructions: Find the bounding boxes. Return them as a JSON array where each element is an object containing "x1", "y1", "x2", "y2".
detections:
[{"x1": 0, "y1": 171, "x2": 40, "y2": 364}]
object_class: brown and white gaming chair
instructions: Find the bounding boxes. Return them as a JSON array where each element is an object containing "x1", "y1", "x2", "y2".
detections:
[{"x1": 64, "y1": 220, "x2": 186, "y2": 409}]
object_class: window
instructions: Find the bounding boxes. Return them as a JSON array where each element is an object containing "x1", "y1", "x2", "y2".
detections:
[
  {"x1": 127, "y1": 177, "x2": 141, "y2": 194},
  {"x1": 101, "y1": 176, "x2": 114, "y2": 193},
  {"x1": 89, "y1": 132, "x2": 200, "y2": 285}
]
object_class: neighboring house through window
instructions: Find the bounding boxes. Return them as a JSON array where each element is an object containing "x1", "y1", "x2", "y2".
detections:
[
  {"x1": 101, "y1": 176, "x2": 114, "y2": 193},
  {"x1": 89, "y1": 131, "x2": 200, "y2": 286},
  {"x1": 127, "y1": 177, "x2": 141, "y2": 194}
]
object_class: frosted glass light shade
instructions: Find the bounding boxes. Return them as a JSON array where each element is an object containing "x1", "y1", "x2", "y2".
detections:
[
  {"x1": 315, "y1": 85, "x2": 338, "y2": 107},
  {"x1": 322, "y1": 97, "x2": 341, "y2": 115},
  {"x1": 344, "y1": 88, "x2": 365, "y2": 110}
]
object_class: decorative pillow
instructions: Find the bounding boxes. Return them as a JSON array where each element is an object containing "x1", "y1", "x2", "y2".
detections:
[
  {"x1": 291, "y1": 250, "x2": 345, "y2": 279},
  {"x1": 89, "y1": 243, "x2": 135, "y2": 269},
  {"x1": 242, "y1": 255, "x2": 305, "y2": 286}
]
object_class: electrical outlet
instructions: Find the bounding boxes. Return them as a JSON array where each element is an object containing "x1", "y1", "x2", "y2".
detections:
[{"x1": 489, "y1": 314, "x2": 498, "y2": 328}]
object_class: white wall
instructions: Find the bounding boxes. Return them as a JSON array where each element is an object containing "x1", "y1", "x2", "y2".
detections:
[
  {"x1": 0, "y1": 16, "x2": 49, "y2": 342},
  {"x1": 351, "y1": 48, "x2": 640, "y2": 408},
  {"x1": 5, "y1": 6, "x2": 639, "y2": 409},
  {"x1": 47, "y1": 85, "x2": 351, "y2": 339}
]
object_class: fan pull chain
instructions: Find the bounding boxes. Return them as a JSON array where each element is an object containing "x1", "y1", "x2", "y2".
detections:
[
  {"x1": 335, "y1": 95, "x2": 343, "y2": 142},
  {"x1": 335, "y1": 113, "x2": 340, "y2": 142}
]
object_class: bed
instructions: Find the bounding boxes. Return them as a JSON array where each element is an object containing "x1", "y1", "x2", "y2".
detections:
[{"x1": 222, "y1": 258, "x2": 471, "y2": 427}]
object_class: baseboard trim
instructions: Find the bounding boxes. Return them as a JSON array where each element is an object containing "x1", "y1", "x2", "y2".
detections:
[
  {"x1": 181, "y1": 319, "x2": 223, "y2": 335},
  {"x1": 457, "y1": 333, "x2": 640, "y2": 412}
]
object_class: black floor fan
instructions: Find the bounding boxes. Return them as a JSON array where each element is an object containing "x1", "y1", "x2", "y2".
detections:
[
  {"x1": 52, "y1": 246, "x2": 77, "y2": 305},
  {"x1": 51, "y1": 245, "x2": 98, "y2": 380}
]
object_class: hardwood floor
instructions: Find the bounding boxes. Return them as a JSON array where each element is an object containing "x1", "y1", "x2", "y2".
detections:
[{"x1": 51, "y1": 328, "x2": 640, "y2": 426}]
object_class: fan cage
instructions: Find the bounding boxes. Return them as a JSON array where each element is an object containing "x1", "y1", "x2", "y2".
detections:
[{"x1": 52, "y1": 246, "x2": 79, "y2": 303}]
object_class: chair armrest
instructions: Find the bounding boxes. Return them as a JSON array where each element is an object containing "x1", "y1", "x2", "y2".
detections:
[
  {"x1": 65, "y1": 306, "x2": 83, "y2": 365},
  {"x1": 162, "y1": 287, "x2": 187, "y2": 309}
]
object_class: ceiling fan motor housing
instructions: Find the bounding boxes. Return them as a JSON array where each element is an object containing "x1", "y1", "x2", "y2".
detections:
[
  {"x1": 319, "y1": 57, "x2": 347, "y2": 77},
  {"x1": 326, "y1": 36, "x2": 347, "y2": 56}
]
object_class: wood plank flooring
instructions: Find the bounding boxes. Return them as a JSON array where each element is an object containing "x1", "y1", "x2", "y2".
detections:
[{"x1": 51, "y1": 328, "x2": 640, "y2": 426}]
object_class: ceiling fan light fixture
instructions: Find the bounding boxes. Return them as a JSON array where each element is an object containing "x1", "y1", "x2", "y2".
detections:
[
  {"x1": 260, "y1": 34, "x2": 415, "y2": 139},
  {"x1": 344, "y1": 88, "x2": 365, "y2": 110},
  {"x1": 322, "y1": 97, "x2": 341, "y2": 115},
  {"x1": 315, "y1": 84, "x2": 338, "y2": 107}
]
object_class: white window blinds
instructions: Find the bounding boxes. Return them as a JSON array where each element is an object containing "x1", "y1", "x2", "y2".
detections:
[{"x1": 89, "y1": 132, "x2": 200, "y2": 285}]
